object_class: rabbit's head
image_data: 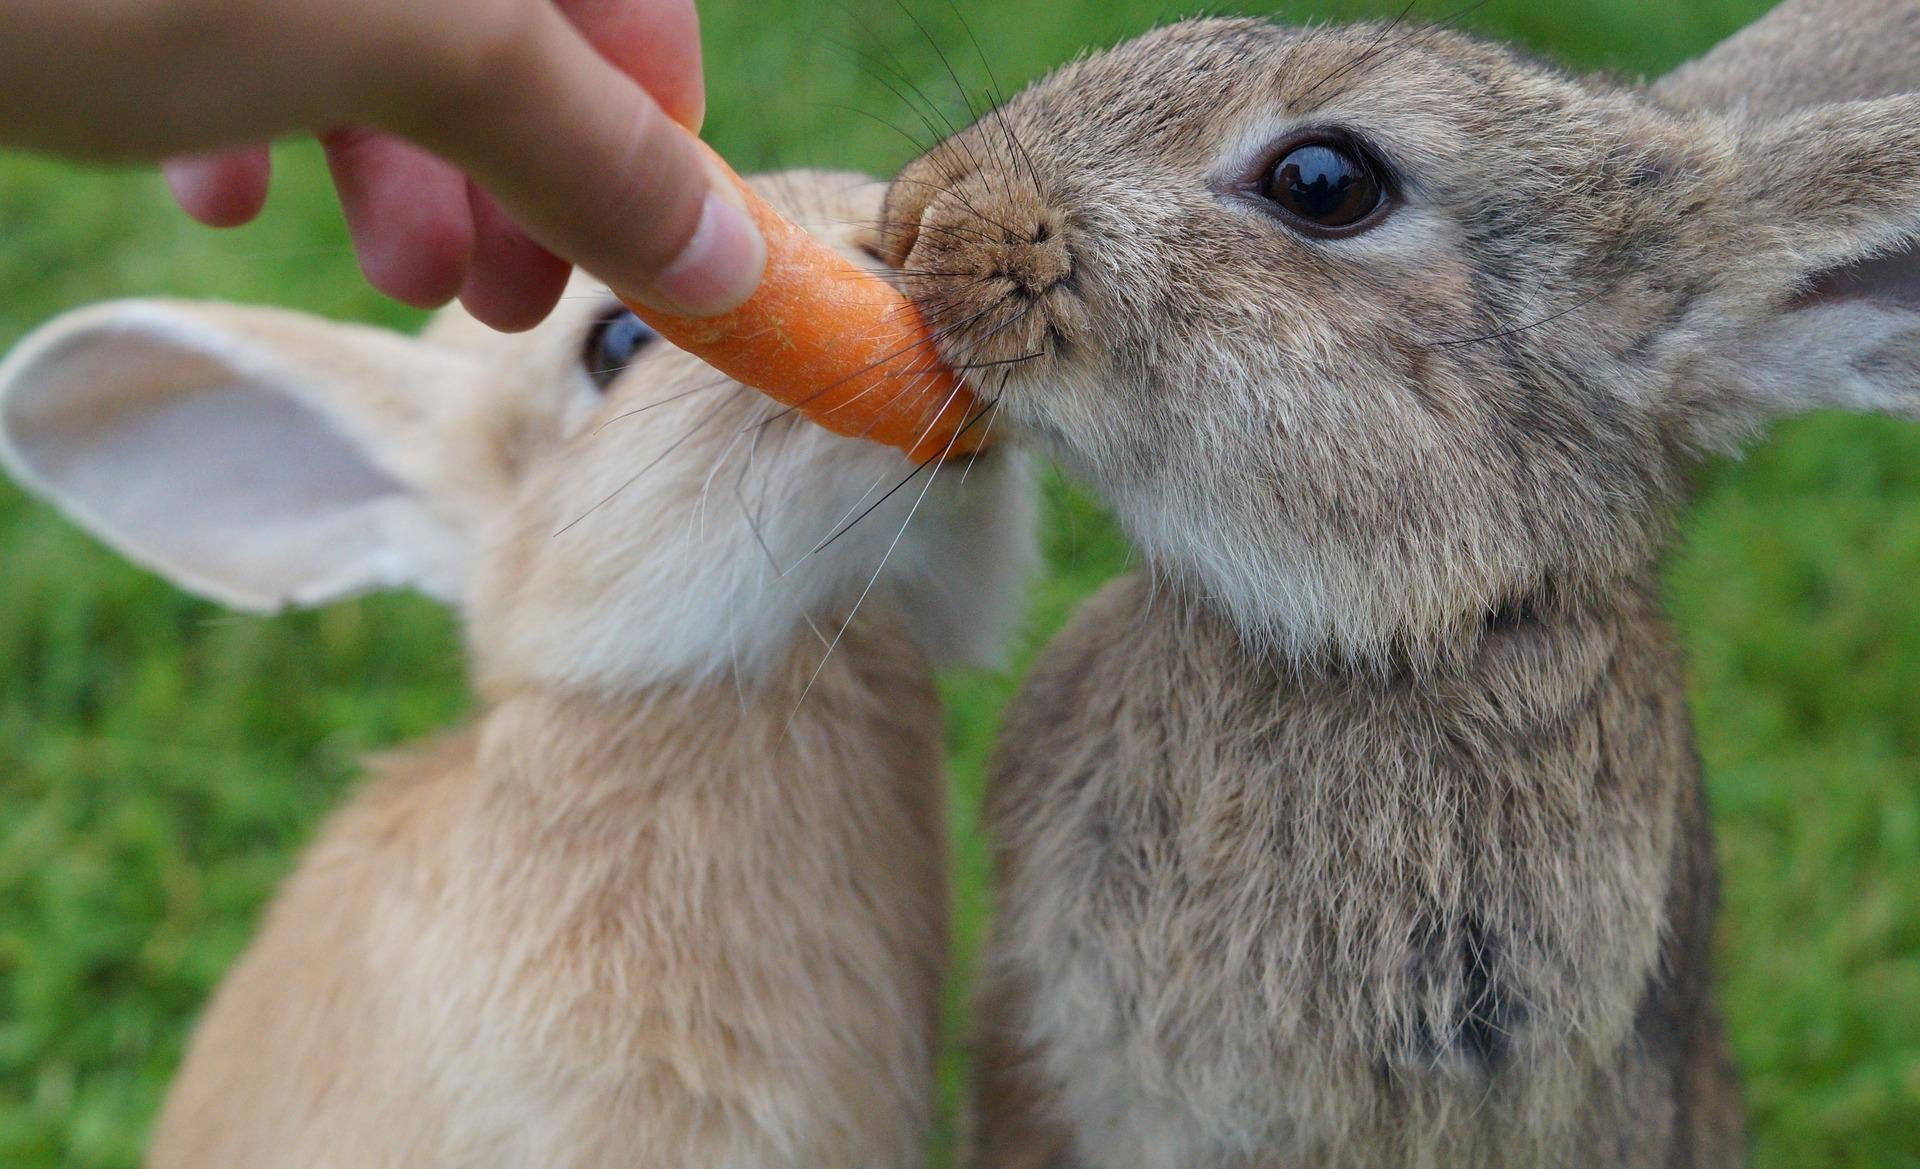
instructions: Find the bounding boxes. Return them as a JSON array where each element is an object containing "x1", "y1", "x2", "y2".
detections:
[
  {"x1": 883, "y1": 17, "x2": 1920, "y2": 661},
  {"x1": 0, "y1": 171, "x2": 1035, "y2": 693}
]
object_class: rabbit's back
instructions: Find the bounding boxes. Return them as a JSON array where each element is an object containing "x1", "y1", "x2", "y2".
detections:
[
  {"x1": 145, "y1": 735, "x2": 472, "y2": 1169},
  {"x1": 975, "y1": 575, "x2": 1739, "y2": 1169}
]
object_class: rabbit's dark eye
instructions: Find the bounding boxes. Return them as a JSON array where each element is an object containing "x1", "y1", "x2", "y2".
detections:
[
  {"x1": 1261, "y1": 139, "x2": 1387, "y2": 234},
  {"x1": 583, "y1": 307, "x2": 661, "y2": 390}
]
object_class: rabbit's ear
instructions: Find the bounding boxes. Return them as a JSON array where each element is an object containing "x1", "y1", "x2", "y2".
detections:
[
  {"x1": 1711, "y1": 96, "x2": 1920, "y2": 431},
  {"x1": 0, "y1": 300, "x2": 477, "y2": 611},
  {"x1": 1653, "y1": 0, "x2": 1920, "y2": 118}
]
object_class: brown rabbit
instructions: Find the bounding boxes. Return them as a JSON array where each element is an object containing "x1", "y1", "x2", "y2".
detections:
[
  {"x1": 0, "y1": 172, "x2": 1035, "y2": 1169},
  {"x1": 866, "y1": 2, "x2": 1920, "y2": 1166}
]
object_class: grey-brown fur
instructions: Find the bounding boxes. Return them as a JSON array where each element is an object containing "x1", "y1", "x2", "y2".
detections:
[
  {"x1": 976, "y1": 577, "x2": 1740, "y2": 1167},
  {"x1": 876, "y1": 2, "x2": 1920, "y2": 1165},
  {"x1": 1655, "y1": 0, "x2": 1920, "y2": 115}
]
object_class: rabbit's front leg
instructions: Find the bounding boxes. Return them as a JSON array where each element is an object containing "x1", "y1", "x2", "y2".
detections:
[{"x1": 970, "y1": 964, "x2": 1077, "y2": 1169}]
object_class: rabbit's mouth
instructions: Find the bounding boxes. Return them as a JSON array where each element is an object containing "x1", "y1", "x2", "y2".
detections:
[
  {"x1": 882, "y1": 256, "x2": 1083, "y2": 460},
  {"x1": 873, "y1": 157, "x2": 1089, "y2": 448},
  {"x1": 895, "y1": 243, "x2": 1079, "y2": 372}
]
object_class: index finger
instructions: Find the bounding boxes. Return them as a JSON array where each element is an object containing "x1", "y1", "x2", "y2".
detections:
[{"x1": 381, "y1": 1, "x2": 761, "y2": 315}]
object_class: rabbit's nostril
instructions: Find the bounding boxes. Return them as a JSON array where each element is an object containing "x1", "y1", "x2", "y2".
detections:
[{"x1": 1002, "y1": 228, "x2": 1072, "y2": 299}]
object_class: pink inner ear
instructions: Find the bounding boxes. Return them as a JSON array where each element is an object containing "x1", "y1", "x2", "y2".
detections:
[
  {"x1": 1801, "y1": 239, "x2": 1920, "y2": 310},
  {"x1": 1, "y1": 323, "x2": 438, "y2": 610}
]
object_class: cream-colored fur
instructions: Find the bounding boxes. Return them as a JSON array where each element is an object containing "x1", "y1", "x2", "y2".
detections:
[
  {"x1": 148, "y1": 634, "x2": 948, "y2": 1169},
  {"x1": 0, "y1": 171, "x2": 1036, "y2": 1168}
]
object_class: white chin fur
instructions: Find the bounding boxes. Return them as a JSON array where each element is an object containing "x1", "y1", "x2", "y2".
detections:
[{"x1": 481, "y1": 419, "x2": 1038, "y2": 695}]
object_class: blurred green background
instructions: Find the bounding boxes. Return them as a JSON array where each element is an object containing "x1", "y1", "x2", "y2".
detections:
[{"x1": 3, "y1": 0, "x2": 1918, "y2": 1164}]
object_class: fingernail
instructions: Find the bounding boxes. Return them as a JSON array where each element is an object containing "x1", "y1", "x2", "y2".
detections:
[{"x1": 645, "y1": 188, "x2": 766, "y2": 317}]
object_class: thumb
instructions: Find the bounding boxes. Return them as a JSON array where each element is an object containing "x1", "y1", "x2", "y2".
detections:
[{"x1": 384, "y1": 3, "x2": 764, "y2": 317}]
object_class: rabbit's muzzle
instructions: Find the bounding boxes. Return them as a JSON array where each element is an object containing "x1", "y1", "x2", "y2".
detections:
[{"x1": 996, "y1": 209, "x2": 1073, "y2": 301}]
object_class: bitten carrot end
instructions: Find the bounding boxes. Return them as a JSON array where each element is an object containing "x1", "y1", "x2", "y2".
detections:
[{"x1": 623, "y1": 146, "x2": 987, "y2": 464}]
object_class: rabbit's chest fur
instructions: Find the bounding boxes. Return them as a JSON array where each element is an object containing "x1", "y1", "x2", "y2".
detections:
[
  {"x1": 986, "y1": 574, "x2": 1726, "y2": 1167},
  {"x1": 151, "y1": 622, "x2": 952, "y2": 1169}
]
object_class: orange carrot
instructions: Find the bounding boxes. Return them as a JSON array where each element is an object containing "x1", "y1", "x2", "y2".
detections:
[{"x1": 623, "y1": 146, "x2": 986, "y2": 464}]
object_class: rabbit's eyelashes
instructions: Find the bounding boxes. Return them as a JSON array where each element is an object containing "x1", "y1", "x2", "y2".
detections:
[{"x1": 886, "y1": 17, "x2": 1920, "y2": 666}]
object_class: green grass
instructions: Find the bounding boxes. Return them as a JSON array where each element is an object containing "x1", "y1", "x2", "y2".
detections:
[{"x1": 1, "y1": 0, "x2": 1917, "y2": 1164}]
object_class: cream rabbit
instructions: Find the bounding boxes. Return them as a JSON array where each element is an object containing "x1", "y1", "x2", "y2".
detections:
[
  {"x1": 866, "y1": 2, "x2": 1920, "y2": 1166},
  {"x1": 0, "y1": 170, "x2": 1035, "y2": 1169}
]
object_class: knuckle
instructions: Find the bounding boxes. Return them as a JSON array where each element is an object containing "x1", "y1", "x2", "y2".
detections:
[
  {"x1": 622, "y1": 111, "x2": 705, "y2": 254},
  {"x1": 393, "y1": 0, "x2": 545, "y2": 125},
  {"x1": 563, "y1": 102, "x2": 707, "y2": 281}
]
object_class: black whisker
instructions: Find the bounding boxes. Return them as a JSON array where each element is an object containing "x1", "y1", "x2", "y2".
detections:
[
  {"x1": 553, "y1": 388, "x2": 748, "y2": 537},
  {"x1": 842, "y1": 203, "x2": 1005, "y2": 246},
  {"x1": 796, "y1": 394, "x2": 1000, "y2": 566},
  {"x1": 814, "y1": 96, "x2": 934, "y2": 159},
  {"x1": 590, "y1": 374, "x2": 735, "y2": 435},
  {"x1": 782, "y1": 310, "x2": 1009, "y2": 570},
  {"x1": 891, "y1": 0, "x2": 1027, "y2": 205},
  {"x1": 1299, "y1": 0, "x2": 1493, "y2": 112},
  {"x1": 960, "y1": 368, "x2": 1016, "y2": 486},
  {"x1": 731, "y1": 419, "x2": 782, "y2": 572},
  {"x1": 949, "y1": 349, "x2": 1044, "y2": 372},
  {"x1": 942, "y1": 0, "x2": 1044, "y2": 194},
  {"x1": 835, "y1": 13, "x2": 998, "y2": 194},
  {"x1": 786, "y1": 385, "x2": 991, "y2": 719},
  {"x1": 892, "y1": 0, "x2": 983, "y2": 127},
  {"x1": 831, "y1": 36, "x2": 974, "y2": 174},
  {"x1": 888, "y1": 268, "x2": 993, "y2": 280},
  {"x1": 838, "y1": 303, "x2": 1032, "y2": 443},
  {"x1": 743, "y1": 299, "x2": 1007, "y2": 438},
  {"x1": 886, "y1": 170, "x2": 1024, "y2": 244},
  {"x1": 1420, "y1": 286, "x2": 1610, "y2": 349},
  {"x1": 1297, "y1": 0, "x2": 1422, "y2": 105}
]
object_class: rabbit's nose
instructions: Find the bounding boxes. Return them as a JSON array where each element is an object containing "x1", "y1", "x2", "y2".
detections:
[{"x1": 998, "y1": 213, "x2": 1072, "y2": 299}]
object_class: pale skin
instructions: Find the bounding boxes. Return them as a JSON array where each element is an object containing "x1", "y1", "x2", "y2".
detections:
[{"x1": 0, "y1": 0, "x2": 767, "y2": 329}]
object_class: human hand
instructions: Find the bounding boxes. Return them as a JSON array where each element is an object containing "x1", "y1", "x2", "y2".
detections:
[{"x1": 0, "y1": 0, "x2": 764, "y2": 329}]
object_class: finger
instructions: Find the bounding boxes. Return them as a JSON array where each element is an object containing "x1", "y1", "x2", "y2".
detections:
[
  {"x1": 322, "y1": 129, "x2": 474, "y2": 309},
  {"x1": 458, "y1": 183, "x2": 572, "y2": 332},
  {"x1": 387, "y1": 7, "x2": 762, "y2": 317},
  {"x1": 554, "y1": 0, "x2": 705, "y2": 131},
  {"x1": 162, "y1": 148, "x2": 273, "y2": 228}
]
